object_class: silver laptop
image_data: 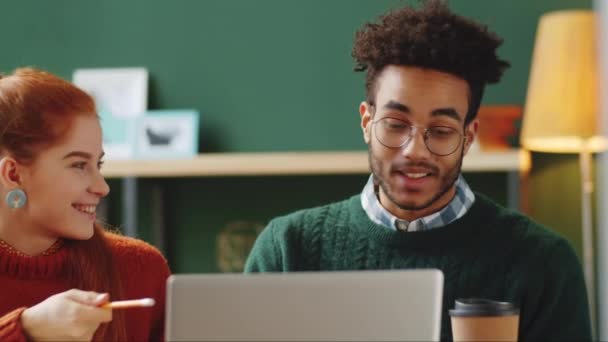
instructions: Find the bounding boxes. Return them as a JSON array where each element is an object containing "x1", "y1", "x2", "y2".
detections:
[{"x1": 165, "y1": 270, "x2": 443, "y2": 341}]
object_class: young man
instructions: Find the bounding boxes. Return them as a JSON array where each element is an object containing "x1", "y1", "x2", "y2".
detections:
[{"x1": 245, "y1": 1, "x2": 591, "y2": 340}]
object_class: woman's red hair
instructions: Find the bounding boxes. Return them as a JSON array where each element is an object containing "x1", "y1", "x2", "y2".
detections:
[{"x1": 0, "y1": 68, "x2": 126, "y2": 341}]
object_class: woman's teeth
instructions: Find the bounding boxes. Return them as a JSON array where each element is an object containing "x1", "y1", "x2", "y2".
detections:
[{"x1": 73, "y1": 205, "x2": 96, "y2": 214}]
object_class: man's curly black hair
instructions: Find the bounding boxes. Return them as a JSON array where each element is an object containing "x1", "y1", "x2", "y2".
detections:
[{"x1": 352, "y1": 0, "x2": 510, "y2": 124}]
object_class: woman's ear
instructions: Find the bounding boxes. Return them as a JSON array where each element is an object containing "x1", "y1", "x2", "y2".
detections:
[{"x1": 0, "y1": 157, "x2": 22, "y2": 188}]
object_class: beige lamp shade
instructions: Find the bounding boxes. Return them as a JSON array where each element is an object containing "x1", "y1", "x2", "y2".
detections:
[{"x1": 521, "y1": 10, "x2": 607, "y2": 153}]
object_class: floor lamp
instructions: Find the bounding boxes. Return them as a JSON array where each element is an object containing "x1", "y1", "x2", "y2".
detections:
[{"x1": 521, "y1": 10, "x2": 607, "y2": 338}]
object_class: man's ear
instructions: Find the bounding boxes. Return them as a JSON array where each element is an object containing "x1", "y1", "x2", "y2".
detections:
[
  {"x1": 0, "y1": 157, "x2": 22, "y2": 188},
  {"x1": 360, "y1": 102, "x2": 373, "y2": 144},
  {"x1": 463, "y1": 119, "x2": 479, "y2": 156}
]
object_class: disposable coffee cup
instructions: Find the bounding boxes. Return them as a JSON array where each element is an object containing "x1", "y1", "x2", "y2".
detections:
[{"x1": 449, "y1": 298, "x2": 519, "y2": 341}]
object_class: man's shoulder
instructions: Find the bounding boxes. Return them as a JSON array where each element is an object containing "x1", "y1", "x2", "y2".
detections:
[
  {"x1": 264, "y1": 195, "x2": 360, "y2": 242},
  {"x1": 474, "y1": 192, "x2": 574, "y2": 255},
  {"x1": 266, "y1": 195, "x2": 360, "y2": 234},
  {"x1": 246, "y1": 195, "x2": 362, "y2": 272}
]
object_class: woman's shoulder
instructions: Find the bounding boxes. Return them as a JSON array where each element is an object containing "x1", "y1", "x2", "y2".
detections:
[
  {"x1": 102, "y1": 231, "x2": 169, "y2": 269},
  {"x1": 101, "y1": 231, "x2": 171, "y2": 306}
]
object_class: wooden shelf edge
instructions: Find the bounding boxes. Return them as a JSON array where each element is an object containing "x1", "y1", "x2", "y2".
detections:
[{"x1": 101, "y1": 149, "x2": 524, "y2": 178}]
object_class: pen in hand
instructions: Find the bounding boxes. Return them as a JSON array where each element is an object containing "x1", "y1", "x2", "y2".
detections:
[{"x1": 101, "y1": 298, "x2": 155, "y2": 309}]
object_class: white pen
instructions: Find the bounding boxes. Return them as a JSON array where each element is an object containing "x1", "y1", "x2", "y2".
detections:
[{"x1": 102, "y1": 298, "x2": 156, "y2": 309}]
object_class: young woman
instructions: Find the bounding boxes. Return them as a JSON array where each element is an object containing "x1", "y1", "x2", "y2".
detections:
[{"x1": 0, "y1": 68, "x2": 170, "y2": 341}]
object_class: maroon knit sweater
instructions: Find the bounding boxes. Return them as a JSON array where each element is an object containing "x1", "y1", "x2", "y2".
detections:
[{"x1": 0, "y1": 232, "x2": 170, "y2": 341}]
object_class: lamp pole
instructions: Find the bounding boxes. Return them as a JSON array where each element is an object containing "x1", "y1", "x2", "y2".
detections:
[{"x1": 580, "y1": 148, "x2": 596, "y2": 338}]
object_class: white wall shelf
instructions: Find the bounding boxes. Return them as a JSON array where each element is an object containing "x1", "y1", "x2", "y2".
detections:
[{"x1": 102, "y1": 149, "x2": 529, "y2": 178}]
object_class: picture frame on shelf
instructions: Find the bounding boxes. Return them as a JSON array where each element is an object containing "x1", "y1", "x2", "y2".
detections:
[
  {"x1": 73, "y1": 67, "x2": 149, "y2": 160},
  {"x1": 135, "y1": 109, "x2": 200, "y2": 159}
]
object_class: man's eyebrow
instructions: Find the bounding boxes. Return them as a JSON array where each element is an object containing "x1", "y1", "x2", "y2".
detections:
[
  {"x1": 382, "y1": 100, "x2": 410, "y2": 113},
  {"x1": 380, "y1": 101, "x2": 463, "y2": 122},
  {"x1": 431, "y1": 108, "x2": 463, "y2": 122}
]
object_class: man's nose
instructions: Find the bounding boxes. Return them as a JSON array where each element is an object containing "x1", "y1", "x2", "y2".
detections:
[{"x1": 401, "y1": 128, "x2": 431, "y2": 159}]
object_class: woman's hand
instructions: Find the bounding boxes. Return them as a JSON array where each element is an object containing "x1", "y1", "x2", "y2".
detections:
[{"x1": 20, "y1": 289, "x2": 112, "y2": 341}]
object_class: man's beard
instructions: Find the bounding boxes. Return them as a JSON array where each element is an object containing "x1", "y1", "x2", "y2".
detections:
[{"x1": 368, "y1": 144, "x2": 464, "y2": 211}]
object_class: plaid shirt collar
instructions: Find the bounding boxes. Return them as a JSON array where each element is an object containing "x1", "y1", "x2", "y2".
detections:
[{"x1": 360, "y1": 174, "x2": 475, "y2": 232}]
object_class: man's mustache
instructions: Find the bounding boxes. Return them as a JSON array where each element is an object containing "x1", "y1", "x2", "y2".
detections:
[{"x1": 390, "y1": 162, "x2": 439, "y2": 174}]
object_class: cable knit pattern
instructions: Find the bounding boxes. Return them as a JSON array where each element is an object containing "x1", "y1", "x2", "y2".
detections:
[
  {"x1": 0, "y1": 232, "x2": 170, "y2": 341},
  {"x1": 245, "y1": 193, "x2": 591, "y2": 341}
]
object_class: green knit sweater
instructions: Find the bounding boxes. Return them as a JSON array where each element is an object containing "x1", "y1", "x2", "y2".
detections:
[{"x1": 245, "y1": 193, "x2": 591, "y2": 341}]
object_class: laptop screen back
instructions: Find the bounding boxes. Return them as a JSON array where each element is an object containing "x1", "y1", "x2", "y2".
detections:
[{"x1": 165, "y1": 269, "x2": 443, "y2": 341}]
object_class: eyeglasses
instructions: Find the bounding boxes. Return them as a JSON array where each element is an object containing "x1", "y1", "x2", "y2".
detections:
[{"x1": 371, "y1": 117, "x2": 465, "y2": 156}]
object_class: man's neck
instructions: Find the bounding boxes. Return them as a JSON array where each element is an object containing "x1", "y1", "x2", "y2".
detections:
[{"x1": 378, "y1": 186, "x2": 457, "y2": 222}]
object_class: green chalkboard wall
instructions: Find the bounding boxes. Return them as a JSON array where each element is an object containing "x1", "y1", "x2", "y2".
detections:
[
  {"x1": 0, "y1": 0, "x2": 591, "y2": 152},
  {"x1": 0, "y1": 0, "x2": 593, "y2": 273}
]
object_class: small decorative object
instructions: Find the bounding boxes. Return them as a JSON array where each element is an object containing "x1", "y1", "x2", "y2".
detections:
[
  {"x1": 73, "y1": 67, "x2": 148, "y2": 160},
  {"x1": 216, "y1": 220, "x2": 265, "y2": 273},
  {"x1": 476, "y1": 105, "x2": 522, "y2": 150},
  {"x1": 135, "y1": 109, "x2": 200, "y2": 159}
]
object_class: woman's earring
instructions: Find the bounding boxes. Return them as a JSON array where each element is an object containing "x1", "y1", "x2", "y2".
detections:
[{"x1": 6, "y1": 189, "x2": 27, "y2": 209}]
